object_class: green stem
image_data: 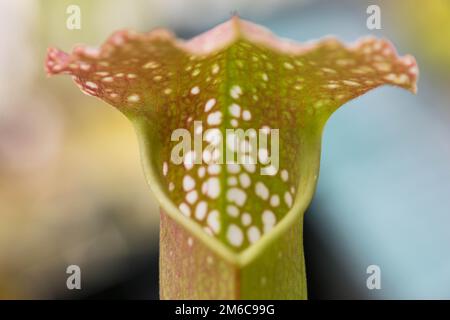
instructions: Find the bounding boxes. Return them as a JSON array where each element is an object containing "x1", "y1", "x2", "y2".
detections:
[{"x1": 160, "y1": 209, "x2": 307, "y2": 299}]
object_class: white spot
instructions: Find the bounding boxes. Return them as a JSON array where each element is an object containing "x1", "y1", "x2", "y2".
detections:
[
  {"x1": 143, "y1": 61, "x2": 159, "y2": 69},
  {"x1": 102, "y1": 77, "x2": 114, "y2": 82},
  {"x1": 242, "y1": 110, "x2": 251, "y2": 121},
  {"x1": 373, "y1": 62, "x2": 391, "y2": 72},
  {"x1": 179, "y1": 203, "x2": 190, "y2": 217},
  {"x1": 409, "y1": 65, "x2": 418, "y2": 75},
  {"x1": 227, "y1": 163, "x2": 240, "y2": 174},
  {"x1": 207, "y1": 210, "x2": 220, "y2": 233},
  {"x1": 80, "y1": 63, "x2": 91, "y2": 71},
  {"x1": 384, "y1": 73, "x2": 409, "y2": 85},
  {"x1": 263, "y1": 165, "x2": 277, "y2": 176},
  {"x1": 261, "y1": 126, "x2": 271, "y2": 135},
  {"x1": 195, "y1": 123, "x2": 203, "y2": 135},
  {"x1": 208, "y1": 164, "x2": 221, "y2": 175},
  {"x1": 204, "y1": 128, "x2": 222, "y2": 146},
  {"x1": 227, "y1": 188, "x2": 247, "y2": 207},
  {"x1": 324, "y1": 84, "x2": 340, "y2": 89},
  {"x1": 227, "y1": 205, "x2": 239, "y2": 217},
  {"x1": 239, "y1": 173, "x2": 251, "y2": 189},
  {"x1": 281, "y1": 169, "x2": 289, "y2": 182},
  {"x1": 284, "y1": 62, "x2": 294, "y2": 70},
  {"x1": 248, "y1": 128, "x2": 257, "y2": 138},
  {"x1": 241, "y1": 213, "x2": 252, "y2": 226},
  {"x1": 227, "y1": 224, "x2": 243, "y2": 247},
  {"x1": 162, "y1": 162, "x2": 168, "y2": 176},
  {"x1": 247, "y1": 226, "x2": 261, "y2": 244},
  {"x1": 322, "y1": 67, "x2": 336, "y2": 74},
  {"x1": 243, "y1": 163, "x2": 256, "y2": 173},
  {"x1": 127, "y1": 94, "x2": 140, "y2": 102},
  {"x1": 229, "y1": 103, "x2": 241, "y2": 117},
  {"x1": 202, "y1": 149, "x2": 212, "y2": 164},
  {"x1": 183, "y1": 175, "x2": 195, "y2": 191},
  {"x1": 262, "y1": 210, "x2": 276, "y2": 226},
  {"x1": 230, "y1": 85, "x2": 242, "y2": 99},
  {"x1": 168, "y1": 182, "x2": 175, "y2": 191},
  {"x1": 190, "y1": 86, "x2": 200, "y2": 95},
  {"x1": 228, "y1": 176, "x2": 238, "y2": 186},
  {"x1": 212, "y1": 63, "x2": 220, "y2": 74},
  {"x1": 226, "y1": 133, "x2": 238, "y2": 152},
  {"x1": 262, "y1": 73, "x2": 269, "y2": 81},
  {"x1": 204, "y1": 98, "x2": 216, "y2": 112},
  {"x1": 255, "y1": 181, "x2": 269, "y2": 200},
  {"x1": 258, "y1": 148, "x2": 269, "y2": 164},
  {"x1": 270, "y1": 194, "x2": 280, "y2": 207},
  {"x1": 342, "y1": 80, "x2": 360, "y2": 87},
  {"x1": 205, "y1": 177, "x2": 220, "y2": 199},
  {"x1": 230, "y1": 119, "x2": 238, "y2": 127},
  {"x1": 187, "y1": 237, "x2": 193, "y2": 247},
  {"x1": 195, "y1": 201, "x2": 208, "y2": 220},
  {"x1": 198, "y1": 166, "x2": 206, "y2": 178},
  {"x1": 183, "y1": 150, "x2": 195, "y2": 170},
  {"x1": 164, "y1": 88, "x2": 172, "y2": 95},
  {"x1": 207, "y1": 111, "x2": 222, "y2": 126},
  {"x1": 186, "y1": 190, "x2": 198, "y2": 204},
  {"x1": 284, "y1": 191, "x2": 293, "y2": 208}
]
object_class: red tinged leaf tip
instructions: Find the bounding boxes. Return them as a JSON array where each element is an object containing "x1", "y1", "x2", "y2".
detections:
[{"x1": 45, "y1": 18, "x2": 418, "y2": 108}]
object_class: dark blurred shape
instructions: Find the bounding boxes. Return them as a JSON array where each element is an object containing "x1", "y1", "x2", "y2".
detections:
[{"x1": 304, "y1": 205, "x2": 366, "y2": 300}]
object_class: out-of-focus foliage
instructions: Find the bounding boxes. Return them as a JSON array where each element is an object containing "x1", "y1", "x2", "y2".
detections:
[{"x1": 388, "y1": 0, "x2": 450, "y2": 74}]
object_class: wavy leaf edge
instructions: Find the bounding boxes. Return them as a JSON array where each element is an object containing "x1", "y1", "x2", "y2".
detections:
[{"x1": 45, "y1": 16, "x2": 418, "y2": 268}]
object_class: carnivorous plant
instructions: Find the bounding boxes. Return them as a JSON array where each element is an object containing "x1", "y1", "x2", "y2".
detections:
[{"x1": 46, "y1": 17, "x2": 418, "y2": 299}]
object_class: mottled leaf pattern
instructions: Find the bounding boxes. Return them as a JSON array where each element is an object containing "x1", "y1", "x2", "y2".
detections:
[{"x1": 46, "y1": 17, "x2": 418, "y2": 299}]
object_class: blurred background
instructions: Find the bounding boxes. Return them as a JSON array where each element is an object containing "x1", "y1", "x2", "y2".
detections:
[{"x1": 0, "y1": 0, "x2": 449, "y2": 299}]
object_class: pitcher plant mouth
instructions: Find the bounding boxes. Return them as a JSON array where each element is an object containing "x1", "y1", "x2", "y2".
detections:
[
  {"x1": 46, "y1": 16, "x2": 418, "y2": 299},
  {"x1": 133, "y1": 116, "x2": 322, "y2": 267}
]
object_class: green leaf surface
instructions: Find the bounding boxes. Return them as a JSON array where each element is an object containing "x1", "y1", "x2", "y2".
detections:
[{"x1": 46, "y1": 17, "x2": 418, "y2": 299}]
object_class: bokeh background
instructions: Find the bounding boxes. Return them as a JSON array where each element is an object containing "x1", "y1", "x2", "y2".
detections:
[{"x1": 0, "y1": 0, "x2": 449, "y2": 299}]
